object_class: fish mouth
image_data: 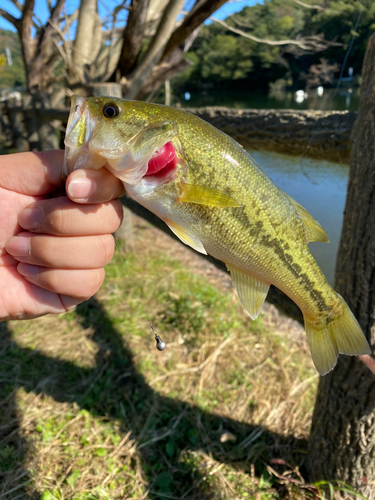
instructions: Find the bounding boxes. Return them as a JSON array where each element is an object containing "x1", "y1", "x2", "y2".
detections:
[
  {"x1": 63, "y1": 96, "x2": 179, "y2": 185},
  {"x1": 63, "y1": 96, "x2": 107, "y2": 179}
]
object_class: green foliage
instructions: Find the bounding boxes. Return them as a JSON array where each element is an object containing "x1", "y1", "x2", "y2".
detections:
[
  {"x1": 174, "y1": 0, "x2": 375, "y2": 93},
  {"x1": 0, "y1": 29, "x2": 26, "y2": 88}
]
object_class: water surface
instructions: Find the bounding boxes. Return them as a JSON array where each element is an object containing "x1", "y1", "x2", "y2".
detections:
[{"x1": 182, "y1": 88, "x2": 359, "y2": 112}]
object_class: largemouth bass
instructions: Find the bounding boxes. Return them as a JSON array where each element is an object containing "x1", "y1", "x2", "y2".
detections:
[{"x1": 64, "y1": 96, "x2": 371, "y2": 375}]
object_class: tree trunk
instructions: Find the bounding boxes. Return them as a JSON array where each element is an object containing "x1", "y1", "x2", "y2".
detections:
[
  {"x1": 114, "y1": 0, "x2": 150, "y2": 78},
  {"x1": 307, "y1": 34, "x2": 375, "y2": 498},
  {"x1": 71, "y1": 0, "x2": 100, "y2": 86},
  {"x1": 124, "y1": 0, "x2": 185, "y2": 99},
  {"x1": 6, "y1": 97, "x2": 29, "y2": 152}
]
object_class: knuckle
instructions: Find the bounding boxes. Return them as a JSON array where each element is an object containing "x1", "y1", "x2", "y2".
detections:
[
  {"x1": 113, "y1": 200, "x2": 124, "y2": 227},
  {"x1": 45, "y1": 207, "x2": 65, "y2": 234},
  {"x1": 99, "y1": 234, "x2": 115, "y2": 265},
  {"x1": 31, "y1": 236, "x2": 56, "y2": 266},
  {"x1": 84, "y1": 268, "x2": 105, "y2": 297}
]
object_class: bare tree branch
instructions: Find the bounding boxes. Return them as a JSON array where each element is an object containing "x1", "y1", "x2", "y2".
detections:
[
  {"x1": 48, "y1": 19, "x2": 72, "y2": 67},
  {"x1": 141, "y1": 58, "x2": 192, "y2": 94},
  {"x1": 211, "y1": 17, "x2": 342, "y2": 51},
  {"x1": 124, "y1": 0, "x2": 186, "y2": 99},
  {"x1": 288, "y1": 0, "x2": 324, "y2": 11},
  {"x1": 32, "y1": 12, "x2": 44, "y2": 27},
  {"x1": 144, "y1": 0, "x2": 174, "y2": 36},
  {"x1": 51, "y1": 36, "x2": 68, "y2": 64},
  {"x1": 0, "y1": 8, "x2": 20, "y2": 28},
  {"x1": 160, "y1": 0, "x2": 227, "y2": 62},
  {"x1": 8, "y1": 0, "x2": 23, "y2": 12},
  {"x1": 115, "y1": 0, "x2": 150, "y2": 78},
  {"x1": 18, "y1": 0, "x2": 36, "y2": 86},
  {"x1": 37, "y1": 0, "x2": 65, "y2": 53},
  {"x1": 62, "y1": 8, "x2": 78, "y2": 41},
  {"x1": 71, "y1": 0, "x2": 98, "y2": 84}
]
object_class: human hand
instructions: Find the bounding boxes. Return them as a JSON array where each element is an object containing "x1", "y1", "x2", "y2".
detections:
[{"x1": 0, "y1": 150, "x2": 125, "y2": 321}]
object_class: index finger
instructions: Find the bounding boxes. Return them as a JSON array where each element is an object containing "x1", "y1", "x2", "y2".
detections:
[{"x1": 0, "y1": 150, "x2": 64, "y2": 196}]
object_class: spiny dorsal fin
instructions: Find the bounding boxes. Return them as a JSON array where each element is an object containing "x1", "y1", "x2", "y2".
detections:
[
  {"x1": 166, "y1": 220, "x2": 207, "y2": 255},
  {"x1": 287, "y1": 195, "x2": 329, "y2": 243},
  {"x1": 226, "y1": 264, "x2": 269, "y2": 320},
  {"x1": 178, "y1": 183, "x2": 242, "y2": 208}
]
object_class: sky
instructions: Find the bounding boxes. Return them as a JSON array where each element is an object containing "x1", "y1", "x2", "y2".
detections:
[{"x1": 0, "y1": 0, "x2": 260, "y2": 32}]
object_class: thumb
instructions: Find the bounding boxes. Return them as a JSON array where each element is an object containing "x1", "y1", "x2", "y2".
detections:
[{"x1": 66, "y1": 167, "x2": 126, "y2": 204}]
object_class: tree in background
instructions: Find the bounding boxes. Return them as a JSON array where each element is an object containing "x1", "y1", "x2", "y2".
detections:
[
  {"x1": 307, "y1": 32, "x2": 375, "y2": 498},
  {"x1": 176, "y1": 0, "x2": 375, "y2": 93},
  {"x1": 302, "y1": 58, "x2": 340, "y2": 88},
  {"x1": 0, "y1": 29, "x2": 26, "y2": 88},
  {"x1": 2, "y1": 0, "x2": 375, "y2": 100},
  {"x1": 0, "y1": 0, "x2": 228, "y2": 100}
]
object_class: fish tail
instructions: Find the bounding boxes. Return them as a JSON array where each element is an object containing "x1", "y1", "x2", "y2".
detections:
[{"x1": 304, "y1": 294, "x2": 371, "y2": 375}]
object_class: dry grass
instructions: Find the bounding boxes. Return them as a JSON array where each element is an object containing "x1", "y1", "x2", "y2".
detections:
[{"x1": 0, "y1": 215, "x2": 353, "y2": 500}]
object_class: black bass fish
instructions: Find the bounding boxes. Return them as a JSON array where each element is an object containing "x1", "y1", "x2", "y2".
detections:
[{"x1": 63, "y1": 96, "x2": 371, "y2": 375}]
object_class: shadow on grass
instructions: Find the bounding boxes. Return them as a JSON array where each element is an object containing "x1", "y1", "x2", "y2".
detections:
[{"x1": 0, "y1": 297, "x2": 307, "y2": 499}]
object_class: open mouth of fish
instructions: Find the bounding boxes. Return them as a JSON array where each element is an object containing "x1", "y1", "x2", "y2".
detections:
[
  {"x1": 63, "y1": 96, "x2": 179, "y2": 186},
  {"x1": 145, "y1": 141, "x2": 178, "y2": 178}
]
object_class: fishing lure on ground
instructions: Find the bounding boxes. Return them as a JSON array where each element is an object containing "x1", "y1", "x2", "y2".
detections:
[
  {"x1": 63, "y1": 96, "x2": 371, "y2": 375},
  {"x1": 150, "y1": 323, "x2": 166, "y2": 351}
]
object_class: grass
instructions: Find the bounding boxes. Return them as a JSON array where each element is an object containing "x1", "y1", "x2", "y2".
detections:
[{"x1": 0, "y1": 216, "x2": 355, "y2": 499}]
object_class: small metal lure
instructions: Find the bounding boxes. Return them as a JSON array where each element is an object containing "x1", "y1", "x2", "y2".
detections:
[{"x1": 150, "y1": 323, "x2": 166, "y2": 351}]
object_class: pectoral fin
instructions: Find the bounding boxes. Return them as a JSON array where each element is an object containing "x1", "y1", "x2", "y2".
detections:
[
  {"x1": 166, "y1": 220, "x2": 207, "y2": 255},
  {"x1": 179, "y1": 183, "x2": 242, "y2": 208},
  {"x1": 226, "y1": 265, "x2": 269, "y2": 320},
  {"x1": 288, "y1": 195, "x2": 329, "y2": 243}
]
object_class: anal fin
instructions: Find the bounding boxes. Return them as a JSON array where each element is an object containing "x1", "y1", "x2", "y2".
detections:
[
  {"x1": 227, "y1": 264, "x2": 269, "y2": 320},
  {"x1": 166, "y1": 220, "x2": 207, "y2": 255}
]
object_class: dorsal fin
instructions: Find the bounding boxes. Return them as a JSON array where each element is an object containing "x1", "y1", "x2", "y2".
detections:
[{"x1": 287, "y1": 195, "x2": 329, "y2": 243}]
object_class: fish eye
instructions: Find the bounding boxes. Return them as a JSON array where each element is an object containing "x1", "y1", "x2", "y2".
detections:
[{"x1": 102, "y1": 102, "x2": 120, "y2": 119}]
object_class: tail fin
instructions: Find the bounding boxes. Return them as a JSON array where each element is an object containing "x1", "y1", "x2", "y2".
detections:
[{"x1": 304, "y1": 294, "x2": 371, "y2": 375}]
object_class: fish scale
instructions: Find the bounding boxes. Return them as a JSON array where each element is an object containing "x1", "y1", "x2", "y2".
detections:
[{"x1": 64, "y1": 95, "x2": 371, "y2": 375}]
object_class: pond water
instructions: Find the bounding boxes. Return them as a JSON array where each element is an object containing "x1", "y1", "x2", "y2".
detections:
[
  {"x1": 248, "y1": 150, "x2": 349, "y2": 286},
  {"x1": 181, "y1": 88, "x2": 359, "y2": 112}
]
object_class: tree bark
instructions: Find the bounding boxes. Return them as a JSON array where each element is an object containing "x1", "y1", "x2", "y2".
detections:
[
  {"x1": 15, "y1": 0, "x2": 65, "y2": 93},
  {"x1": 71, "y1": 0, "x2": 100, "y2": 85},
  {"x1": 160, "y1": 0, "x2": 227, "y2": 62},
  {"x1": 124, "y1": 0, "x2": 185, "y2": 99},
  {"x1": 115, "y1": 0, "x2": 150, "y2": 78},
  {"x1": 307, "y1": 34, "x2": 375, "y2": 498}
]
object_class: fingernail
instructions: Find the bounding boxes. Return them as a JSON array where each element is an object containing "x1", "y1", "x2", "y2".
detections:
[
  {"x1": 19, "y1": 208, "x2": 42, "y2": 230},
  {"x1": 68, "y1": 176, "x2": 96, "y2": 200},
  {"x1": 5, "y1": 236, "x2": 30, "y2": 257},
  {"x1": 17, "y1": 263, "x2": 38, "y2": 279}
]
